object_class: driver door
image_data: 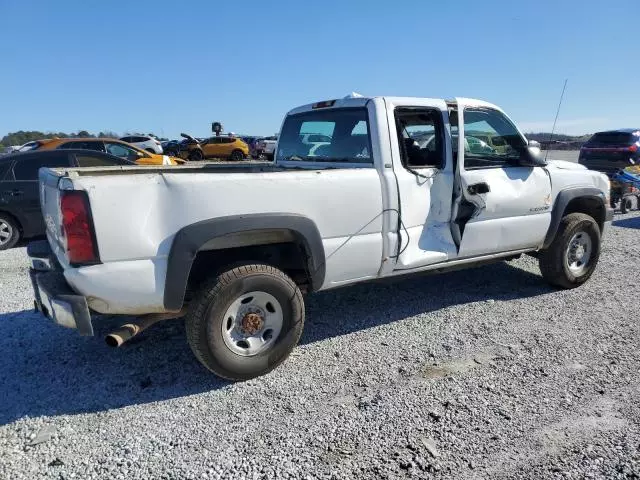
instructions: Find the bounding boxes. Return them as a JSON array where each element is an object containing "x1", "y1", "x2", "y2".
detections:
[
  {"x1": 453, "y1": 98, "x2": 552, "y2": 257},
  {"x1": 202, "y1": 137, "x2": 221, "y2": 158}
]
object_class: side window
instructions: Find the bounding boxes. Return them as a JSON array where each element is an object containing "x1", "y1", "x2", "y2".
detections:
[
  {"x1": 74, "y1": 153, "x2": 130, "y2": 167},
  {"x1": 13, "y1": 153, "x2": 71, "y2": 181},
  {"x1": 395, "y1": 108, "x2": 445, "y2": 168},
  {"x1": 105, "y1": 142, "x2": 140, "y2": 159},
  {"x1": 462, "y1": 108, "x2": 526, "y2": 169},
  {"x1": 223, "y1": 137, "x2": 235, "y2": 144},
  {"x1": 60, "y1": 141, "x2": 105, "y2": 152},
  {"x1": 0, "y1": 161, "x2": 11, "y2": 181},
  {"x1": 120, "y1": 136, "x2": 133, "y2": 143}
]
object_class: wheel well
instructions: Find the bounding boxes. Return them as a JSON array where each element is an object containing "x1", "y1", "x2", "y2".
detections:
[
  {"x1": 186, "y1": 242, "x2": 311, "y2": 300},
  {"x1": 564, "y1": 197, "x2": 606, "y2": 231}
]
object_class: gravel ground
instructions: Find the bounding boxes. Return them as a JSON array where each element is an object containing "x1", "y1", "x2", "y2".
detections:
[{"x1": 0, "y1": 212, "x2": 639, "y2": 480}]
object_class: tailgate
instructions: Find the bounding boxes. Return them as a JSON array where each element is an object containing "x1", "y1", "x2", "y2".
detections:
[{"x1": 38, "y1": 167, "x2": 67, "y2": 261}]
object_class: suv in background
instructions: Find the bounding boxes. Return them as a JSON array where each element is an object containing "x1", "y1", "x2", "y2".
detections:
[
  {"x1": 120, "y1": 135, "x2": 164, "y2": 154},
  {"x1": 0, "y1": 149, "x2": 133, "y2": 250},
  {"x1": 256, "y1": 136, "x2": 277, "y2": 160},
  {"x1": 578, "y1": 129, "x2": 640, "y2": 175}
]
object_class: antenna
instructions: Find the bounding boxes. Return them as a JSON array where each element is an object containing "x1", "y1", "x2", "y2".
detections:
[{"x1": 545, "y1": 79, "x2": 568, "y2": 162}]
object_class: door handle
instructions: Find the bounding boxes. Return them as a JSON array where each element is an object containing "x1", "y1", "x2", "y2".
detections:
[{"x1": 467, "y1": 182, "x2": 490, "y2": 195}]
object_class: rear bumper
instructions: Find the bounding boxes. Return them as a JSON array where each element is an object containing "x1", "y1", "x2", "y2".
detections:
[{"x1": 28, "y1": 240, "x2": 93, "y2": 336}]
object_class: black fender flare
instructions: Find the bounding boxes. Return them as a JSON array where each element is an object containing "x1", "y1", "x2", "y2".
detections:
[
  {"x1": 163, "y1": 213, "x2": 325, "y2": 311},
  {"x1": 542, "y1": 187, "x2": 607, "y2": 248}
]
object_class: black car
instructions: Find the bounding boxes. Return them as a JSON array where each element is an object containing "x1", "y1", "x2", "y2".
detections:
[
  {"x1": 578, "y1": 129, "x2": 640, "y2": 175},
  {"x1": 0, "y1": 149, "x2": 134, "y2": 250}
]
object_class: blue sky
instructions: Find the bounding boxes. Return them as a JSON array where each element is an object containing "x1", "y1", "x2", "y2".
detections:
[{"x1": 0, "y1": 0, "x2": 636, "y2": 139}]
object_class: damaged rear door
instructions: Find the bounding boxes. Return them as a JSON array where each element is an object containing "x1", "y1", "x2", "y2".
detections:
[{"x1": 452, "y1": 99, "x2": 552, "y2": 257}]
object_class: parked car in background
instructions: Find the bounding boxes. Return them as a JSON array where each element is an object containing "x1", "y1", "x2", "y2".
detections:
[
  {"x1": 161, "y1": 140, "x2": 181, "y2": 156},
  {"x1": 578, "y1": 129, "x2": 640, "y2": 175},
  {"x1": 256, "y1": 136, "x2": 277, "y2": 160},
  {"x1": 31, "y1": 138, "x2": 183, "y2": 165},
  {"x1": 12, "y1": 141, "x2": 40, "y2": 153},
  {"x1": 240, "y1": 136, "x2": 260, "y2": 158},
  {"x1": 176, "y1": 133, "x2": 249, "y2": 161},
  {"x1": 119, "y1": 135, "x2": 164, "y2": 154},
  {"x1": 0, "y1": 149, "x2": 134, "y2": 250}
]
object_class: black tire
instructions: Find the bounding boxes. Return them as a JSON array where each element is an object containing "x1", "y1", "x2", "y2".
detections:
[
  {"x1": 0, "y1": 213, "x2": 20, "y2": 251},
  {"x1": 185, "y1": 264, "x2": 305, "y2": 381},
  {"x1": 538, "y1": 213, "x2": 601, "y2": 289},
  {"x1": 621, "y1": 196, "x2": 632, "y2": 214},
  {"x1": 230, "y1": 149, "x2": 244, "y2": 161},
  {"x1": 266, "y1": 153, "x2": 274, "y2": 161},
  {"x1": 189, "y1": 149, "x2": 204, "y2": 161}
]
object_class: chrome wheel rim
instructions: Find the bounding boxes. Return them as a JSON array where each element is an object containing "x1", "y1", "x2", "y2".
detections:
[
  {"x1": 565, "y1": 230, "x2": 592, "y2": 276},
  {"x1": 221, "y1": 291, "x2": 283, "y2": 357},
  {"x1": 0, "y1": 221, "x2": 12, "y2": 246}
]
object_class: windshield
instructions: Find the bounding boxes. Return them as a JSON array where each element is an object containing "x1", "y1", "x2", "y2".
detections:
[{"x1": 276, "y1": 108, "x2": 372, "y2": 164}]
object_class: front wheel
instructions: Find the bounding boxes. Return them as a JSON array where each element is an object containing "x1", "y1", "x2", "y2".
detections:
[
  {"x1": 189, "y1": 150, "x2": 204, "y2": 161},
  {"x1": 538, "y1": 213, "x2": 601, "y2": 289},
  {"x1": 185, "y1": 264, "x2": 305, "y2": 381}
]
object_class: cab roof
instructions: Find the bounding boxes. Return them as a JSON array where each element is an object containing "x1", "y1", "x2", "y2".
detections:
[{"x1": 286, "y1": 94, "x2": 501, "y2": 116}]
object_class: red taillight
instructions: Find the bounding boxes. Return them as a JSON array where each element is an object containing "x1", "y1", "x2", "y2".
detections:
[
  {"x1": 61, "y1": 191, "x2": 99, "y2": 265},
  {"x1": 629, "y1": 144, "x2": 638, "y2": 152}
]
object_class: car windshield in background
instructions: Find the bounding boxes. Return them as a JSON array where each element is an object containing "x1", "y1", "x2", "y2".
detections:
[
  {"x1": 276, "y1": 108, "x2": 371, "y2": 164},
  {"x1": 588, "y1": 132, "x2": 637, "y2": 145}
]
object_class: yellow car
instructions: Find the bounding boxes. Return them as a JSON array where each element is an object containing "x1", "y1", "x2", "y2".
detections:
[
  {"x1": 33, "y1": 138, "x2": 184, "y2": 165},
  {"x1": 178, "y1": 133, "x2": 250, "y2": 161}
]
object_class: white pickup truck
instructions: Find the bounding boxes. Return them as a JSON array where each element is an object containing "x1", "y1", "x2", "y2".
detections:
[{"x1": 29, "y1": 95, "x2": 612, "y2": 380}]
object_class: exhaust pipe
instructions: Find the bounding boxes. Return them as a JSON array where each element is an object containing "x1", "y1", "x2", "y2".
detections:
[{"x1": 105, "y1": 310, "x2": 186, "y2": 348}]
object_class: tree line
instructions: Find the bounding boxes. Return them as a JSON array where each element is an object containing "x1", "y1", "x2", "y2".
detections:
[{"x1": 1, "y1": 130, "x2": 168, "y2": 147}]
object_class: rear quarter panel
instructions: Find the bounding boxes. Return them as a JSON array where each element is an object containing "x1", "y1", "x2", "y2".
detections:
[{"x1": 73, "y1": 167, "x2": 385, "y2": 289}]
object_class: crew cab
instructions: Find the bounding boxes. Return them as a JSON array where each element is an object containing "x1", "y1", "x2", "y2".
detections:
[{"x1": 28, "y1": 95, "x2": 613, "y2": 381}]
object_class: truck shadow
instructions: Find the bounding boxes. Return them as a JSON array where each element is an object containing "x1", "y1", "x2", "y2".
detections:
[
  {"x1": 612, "y1": 215, "x2": 640, "y2": 230},
  {"x1": 0, "y1": 261, "x2": 549, "y2": 425}
]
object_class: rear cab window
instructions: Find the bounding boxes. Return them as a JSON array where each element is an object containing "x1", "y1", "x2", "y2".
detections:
[{"x1": 277, "y1": 108, "x2": 372, "y2": 165}]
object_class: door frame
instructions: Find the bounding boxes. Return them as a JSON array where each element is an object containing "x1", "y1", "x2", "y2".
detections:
[{"x1": 380, "y1": 97, "x2": 458, "y2": 274}]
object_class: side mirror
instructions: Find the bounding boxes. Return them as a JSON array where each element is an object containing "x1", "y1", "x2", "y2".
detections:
[{"x1": 520, "y1": 140, "x2": 546, "y2": 166}]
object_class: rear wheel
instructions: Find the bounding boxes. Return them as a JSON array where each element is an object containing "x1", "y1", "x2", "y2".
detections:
[
  {"x1": 189, "y1": 149, "x2": 204, "y2": 161},
  {"x1": 0, "y1": 214, "x2": 20, "y2": 251},
  {"x1": 538, "y1": 213, "x2": 601, "y2": 289},
  {"x1": 185, "y1": 264, "x2": 305, "y2": 381},
  {"x1": 230, "y1": 149, "x2": 244, "y2": 161},
  {"x1": 620, "y1": 195, "x2": 633, "y2": 214}
]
